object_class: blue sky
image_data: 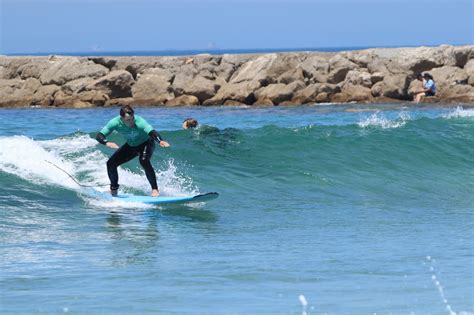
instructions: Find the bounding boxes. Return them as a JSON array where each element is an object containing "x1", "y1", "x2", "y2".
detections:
[{"x1": 1, "y1": 0, "x2": 473, "y2": 54}]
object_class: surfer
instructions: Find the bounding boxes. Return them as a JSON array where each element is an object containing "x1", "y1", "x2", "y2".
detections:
[
  {"x1": 182, "y1": 118, "x2": 198, "y2": 129},
  {"x1": 96, "y1": 105, "x2": 170, "y2": 197}
]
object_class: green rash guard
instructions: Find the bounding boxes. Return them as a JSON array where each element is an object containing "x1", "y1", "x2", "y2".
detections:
[{"x1": 99, "y1": 115, "x2": 154, "y2": 147}]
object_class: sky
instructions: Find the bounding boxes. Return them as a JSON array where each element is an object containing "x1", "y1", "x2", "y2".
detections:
[{"x1": 0, "y1": 0, "x2": 473, "y2": 54}]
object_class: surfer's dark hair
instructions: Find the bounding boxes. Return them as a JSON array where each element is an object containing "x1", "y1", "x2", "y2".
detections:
[
  {"x1": 183, "y1": 118, "x2": 198, "y2": 128},
  {"x1": 423, "y1": 73, "x2": 433, "y2": 80},
  {"x1": 120, "y1": 105, "x2": 134, "y2": 117}
]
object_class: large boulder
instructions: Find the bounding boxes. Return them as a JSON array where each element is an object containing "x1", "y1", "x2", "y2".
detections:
[
  {"x1": 453, "y1": 46, "x2": 474, "y2": 68},
  {"x1": 327, "y1": 54, "x2": 359, "y2": 84},
  {"x1": 253, "y1": 97, "x2": 274, "y2": 106},
  {"x1": 0, "y1": 78, "x2": 41, "y2": 107},
  {"x1": 0, "y1": 57, "x2": 39, "y2": 79},
  {"x1": 299, "y1": 55, "x2": 330, "y2": 83},
  {"x1": 172, "y1": 72, "x2": 219, "y2": 102},
  {"x1": 18, "y1": 59, "x2": 51, "y2": 80},
  {"x1": 142, "y1": 67, "x2": 175, "y2": 82},
  {"x1": 371, "y1": 46, "x2": 459, "y2": 75},
  {"x1": 367, "y1": 59, "x2": 390, "y2": 75},
  {"x1": 77, "y1": 90, "x2": 109, "y2": 106},
  {"x1": 32, "y1": 84, "x2": 61, "y2": 106},
  {"x1": 277, "y1": 67, "x2": 305, "y2": 84},
  {"x1": 166, "y1": 95, "x2": 200, "y2": 106},
  {"x1": 196, "y1": 58, "x2": 220, "y2": 80},
  {"x1": 203, "y1": 80, "x2": 261, "y2": 105},
  {"x1": 436, "y1": 84, "x2": 474, "y2": 102},
  {"x1": 0, "y1": 65, "x2": 6, "y2": 79},
  {"x1": 132, "y1": 69, "x2": 174, "y2": 103},
  {"x1": 88, "y1": 57, "x2": 117, "y2": 70},
  {"x1": 344, "y1": 49, "x2": 376, "y2": 68},
  {"x1": 62, "y1": 77, "x2": 95, "y2": 95},
  {"x1": 371, "y1": 81, "x2": 384, "y2": 97},
  {"x1": 214, "y1": 62, "x2": 236, "y2": 82},
  {"x1": 229, "y1": 54, "x2": 278, "y2": 84},
  {"x1": 170, "y1": 64, "x2": 198, "y2": 93},
  {"x1": 344, "y1": 70, "x2": 373, "y2": 88},
  {"x1": 154, "y1": 56, "x2": 187, "y2": 72},
  {"x1": 179, "y1": 76, "x2": 220, "y2": 102},
  {"x1": 40, "y1": 57, "x2": 109, "y2": 85},
  {"x1": 331, "y1": 84, "x2": 373, "y2": 103},
  {"x1": 254, "y1": 81, "x2": 305, "y2": 104},
  {"x1": 87, "y1": 70, "x2": 134, "y2": 98},
  {"x1": 429, "y1": 66, "x2": 468, "y2": 89},
  {"x1": 465, "y1": 59, "x2": 474, "y2": 86},
  {"x1": 292, "y1": 83, "x2": 341, "y2": 104},
  {"x1": 381, "y1": 74, "x2": 411, "y2": 99},
  {"x1": 110, "y1": 56, "x2": 161, "y2": 78}
]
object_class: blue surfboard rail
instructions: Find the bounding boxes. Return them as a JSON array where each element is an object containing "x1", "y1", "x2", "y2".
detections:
[{"x1": 109, "y1": 192, "x2": 219, "y2": 205}]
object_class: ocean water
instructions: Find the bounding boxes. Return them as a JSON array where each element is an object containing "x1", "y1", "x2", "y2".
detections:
[
  {"x1": 0, "y1": 104, "x2": 473, "y2": 314},
  {"x1": 8, "y1": 46, "x2": 377, "y2": 56}
]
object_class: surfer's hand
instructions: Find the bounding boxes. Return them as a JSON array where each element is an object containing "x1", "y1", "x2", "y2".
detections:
[
  {"x1": 106, "y1": 142, "x2": 119, "y2": 149},
  {"x1": 159, "y1": 140, "x2": 170, "y2": 147}
]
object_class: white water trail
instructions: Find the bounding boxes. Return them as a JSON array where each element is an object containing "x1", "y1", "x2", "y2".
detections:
[
  {"x1": 0, "y1": 135, "x2": 199, "y2": 207},
  {"x1": 358, "y1": 111, "x2": 411, "y2": 129},
  {"x1": 444, "y1": 106, "x2": 474, "y2": 119},
  {"x1": 424, "y1": 256, "x2": 474, "y2": 315}
]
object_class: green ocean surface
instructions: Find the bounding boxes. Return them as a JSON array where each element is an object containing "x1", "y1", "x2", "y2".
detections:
[{"x1": 0, "y1": 104, "x2": 473, "y2": 314}]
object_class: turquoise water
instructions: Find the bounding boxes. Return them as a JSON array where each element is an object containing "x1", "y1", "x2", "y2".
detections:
[{"x1": 0, "y1": 104, "x2": 473, "y2": 314}]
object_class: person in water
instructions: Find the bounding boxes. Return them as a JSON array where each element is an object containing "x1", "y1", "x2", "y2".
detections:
[
  {"x1": 182, "y1": 118, "x2": 198, "y2": 129},
  {"x1": 414, "y1": 73, "x2": 436, "y2": 103},
  {"x1": 96, "y1": 105, "x2": 170, "y2": 197}
]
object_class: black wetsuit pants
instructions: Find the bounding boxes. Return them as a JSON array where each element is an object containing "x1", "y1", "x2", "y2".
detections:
[{"x1": 107, "y1": 138, "x2": 157, "y2": 190}]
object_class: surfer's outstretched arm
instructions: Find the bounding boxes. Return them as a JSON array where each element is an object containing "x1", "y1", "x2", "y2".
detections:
[
  {"x1": 149, "y1": 130, "x2": 170, "y2": 147},
  {"x1": 96, "y1": 132, "x2": 119, "y2": 149}
]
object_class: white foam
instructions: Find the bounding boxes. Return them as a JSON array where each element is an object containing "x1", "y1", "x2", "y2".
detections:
[
  {"x1": 299, "y1": 294, "x2": 308, "y2": 315},
  {"x1": 444, "y1": 106, "x2": 474, "y2": 119},
  {"x1": 358, "y1": 111, "x2": 410, "y2": 129},
  {"x1": 0, "y1": 135, "x2": 200, "y2": 206},
  {"x1": 426, "y1": 256, "x2": 457, "y2": 315},
  {"x1": 0, "y1": 136, "x2": 79, "y2": 189}
]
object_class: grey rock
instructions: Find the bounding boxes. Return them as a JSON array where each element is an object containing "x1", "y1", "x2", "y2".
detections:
[
  {"x1": 344, "y1": 70, "x2": 373, "y2": 88},
  {"x1": 32, "y1": 85, "x2": 61, "y2": 106},
  {"x1": 178, "y1": 76, "x2": 220, "y2": 102},
  {"x1": 255, "y1": 81, "x2": 305, "y2": 104},
  {"x1": 203, "y1": 80, "x2": 261, "y2": 105},
  {"x1": 465, "y1": 59, "x2": 474, "y2": 86},
  {"x1": 277, "y1": 68, "x2": 305, "y2": 84},
  {"x1": 88, "y1": 70, "x2": 134, "y2": 98},
  {"x1": 166, "y1": 95, "x2": 200, "y2": 106},
  {"x1": 328, "y1": 54, "x2": 359, "y2": 83},
  {"x1": 229, "y1": 54, "x2": 278, "y2": 84},
  {"x1": 40, "y1": 57, "x2": 109, "y2": 85},
  {"x1": 63, "y1": 78, "x2": 95, "y2": 95},
  {"x1": 0, "y1": 78, "x2": 40, "y2": 107},
  {"x1": 132, "y1": 72, "x2": 173, "y2": 102},
  {"x1": 382, "y1": 74, "x2": 411, "y2": 99},
  {"x1": 429, "y1": 66, "x2": 468, "y2": 89}
]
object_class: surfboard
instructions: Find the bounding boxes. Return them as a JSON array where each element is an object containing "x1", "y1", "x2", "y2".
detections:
[{"x1": 105, "y1": 192, "x2": 219, "y2": 205}]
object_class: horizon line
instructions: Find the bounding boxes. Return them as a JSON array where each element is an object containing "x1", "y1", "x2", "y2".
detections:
[{"x1": 4, "y1": 43, "x2": 468, "y2": 57}]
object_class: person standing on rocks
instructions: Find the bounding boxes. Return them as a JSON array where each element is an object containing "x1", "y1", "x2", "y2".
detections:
[
  {"x1": 414, "y1": 73, "x2": 436, "y2": 103},
  {"x1": 96, "y1": 105, "x2": 170, "y2": 197}
]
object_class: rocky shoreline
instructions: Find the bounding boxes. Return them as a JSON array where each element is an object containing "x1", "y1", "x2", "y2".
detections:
[{"x1": 1, "y1": 45, "x2": 473, "y2": 108}]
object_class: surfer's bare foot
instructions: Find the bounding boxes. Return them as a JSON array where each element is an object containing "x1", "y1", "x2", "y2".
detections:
[{"x1": 151, "y1": 189, "x2": 160, "y2": 197}]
